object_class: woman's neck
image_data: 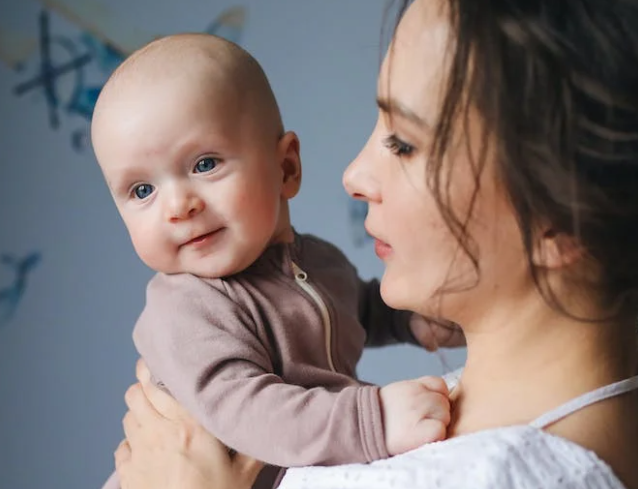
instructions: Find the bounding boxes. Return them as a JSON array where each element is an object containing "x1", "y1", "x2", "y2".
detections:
[{"x1": 447, "y1": 296, "x2": 637, "y2": 437}]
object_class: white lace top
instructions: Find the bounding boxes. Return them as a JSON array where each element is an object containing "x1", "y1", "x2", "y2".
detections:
[{"x1": 278, "y1": 372, "x2": 638, "y2": 489}]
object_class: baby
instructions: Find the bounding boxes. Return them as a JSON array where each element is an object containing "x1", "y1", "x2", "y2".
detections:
[{"x1": 91, "y1": 33, "x2": 462, "y2": 488}]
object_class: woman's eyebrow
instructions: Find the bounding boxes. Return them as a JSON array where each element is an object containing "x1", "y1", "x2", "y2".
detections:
[{"x1": 376, "y1": 96, "x2": 431, "y2": 128}]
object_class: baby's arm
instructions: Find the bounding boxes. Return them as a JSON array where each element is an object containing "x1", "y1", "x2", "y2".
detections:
[
  {"x1": 100, "y1": 373, "x2": 450, "y2": 489},
  {"x1": 357, "y1": 276, "x2": 415, "y2": 346},
  {"x1": 358, "y1": 276, "x2": 465, "y2": 350},
  {"x1": 130, "y1": 273, "x2": 401, "y2": 467}
]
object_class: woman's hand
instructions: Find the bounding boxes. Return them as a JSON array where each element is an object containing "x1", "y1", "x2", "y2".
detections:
[{"x1": 114, "y1": 359, "x2": 263, "y2": 489}]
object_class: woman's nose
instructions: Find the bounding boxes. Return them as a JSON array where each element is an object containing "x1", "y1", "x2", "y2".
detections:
[{"x1": 342, "y1": 137, "x2": 381, "y2": 203}]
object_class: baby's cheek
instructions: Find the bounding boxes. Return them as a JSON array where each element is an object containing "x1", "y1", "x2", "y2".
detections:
[
  {"x1": 234, "y1": 187, "x2": 279, "y2": 226},
  {"x1": 232, "y1": 182, "x2": 266, "y2": 213},
  {"x1": 129, "y1": 224, "x2": 172, "y2": 272}
]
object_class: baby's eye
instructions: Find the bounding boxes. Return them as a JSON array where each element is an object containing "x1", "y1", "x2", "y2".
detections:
[
  {"x1": 133, "y1": 183, "x2": 154, "y2": 200},
  {"x1": 194, "y1": 157, "x2": 219, "y2": 173}
]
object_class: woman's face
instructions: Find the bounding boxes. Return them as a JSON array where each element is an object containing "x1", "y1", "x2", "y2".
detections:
[{"x1": 343, "y1": 0, "x2": 530, "y2": 327}]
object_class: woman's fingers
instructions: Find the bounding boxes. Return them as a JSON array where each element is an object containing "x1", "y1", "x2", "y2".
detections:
[
  {"x1": 233, "y1": 452, "x2": 265, "y2": 483},
  {"x1": 122, "y1": 409, "x2": 141, "y2": 445},
  {"x1": 135, "y1": 359, "x2": 191, "y2": 422},
  {"x1": 135, "y1": 358, "x2": 151, "y2": 384},
  {"x1": 124, "y1": 382, "x2": 162, "y2": 422},
  {"x1": 114, "y1": 439, "x2": 131, "y2": 470},
  {"x1": 115, "y1": 360, "x2": 260, "y2": 489},
  {"x1": 123, "y1": 381, "x2": 165, "y2": 451}
]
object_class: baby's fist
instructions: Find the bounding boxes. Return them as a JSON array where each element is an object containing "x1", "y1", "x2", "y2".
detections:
[
  {"x1": 379, "y1": 376, "x2": 451, "y2": 456},
  {"x1": 409, "y1": 314, "x2": 465, "y2": 351}
]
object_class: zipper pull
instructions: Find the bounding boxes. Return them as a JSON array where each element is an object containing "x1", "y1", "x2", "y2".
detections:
[{"x1": 291, "y1": 262, "x2": 308, "y2": 282}]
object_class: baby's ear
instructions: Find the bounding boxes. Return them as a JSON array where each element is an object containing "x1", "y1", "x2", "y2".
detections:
[
  {"x1": 532, "y1": 228, "x2": 583, "y2": 269},
  {"x1": 278, "y1": 131, "x2": 302, "y2": 199}
]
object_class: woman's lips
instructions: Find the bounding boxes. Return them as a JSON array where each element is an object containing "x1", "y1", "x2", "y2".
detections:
[{"x1": 374, "y1": 239, "x2": 392, "y2": 259}]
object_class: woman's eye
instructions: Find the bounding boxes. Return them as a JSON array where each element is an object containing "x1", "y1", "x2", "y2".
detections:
[
  {"x1": 383, "y1": 135, "x2": 415, "y2": 157},
  {"x1": 194, "y1": 157, "x2": 219, "y2": 173},
  {"x1": 133, "y1": 183, "x2": 154, "y2": 200}
]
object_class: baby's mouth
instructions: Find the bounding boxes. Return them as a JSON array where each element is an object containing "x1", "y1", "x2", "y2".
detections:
[{"x1": 181, "y1": 228, "x2": 223, "y2": 247}]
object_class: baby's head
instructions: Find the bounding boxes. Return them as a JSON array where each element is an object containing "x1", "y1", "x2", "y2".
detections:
[{"x1": 91, "y1": 34, "x2": 301, "y2": 278}]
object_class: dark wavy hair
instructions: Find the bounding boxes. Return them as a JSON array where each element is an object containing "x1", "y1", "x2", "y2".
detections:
[{"x1": 391, "y1": 0, "x2": 638, "y2": 323}]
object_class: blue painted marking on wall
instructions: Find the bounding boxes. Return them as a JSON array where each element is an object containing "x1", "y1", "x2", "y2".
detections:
[
  {"x1": 9, "y1": 6, "x2": 247, "y2": 152},
  {"x1": 0, "y1": 252, "x2": 41, "y2": 328}
]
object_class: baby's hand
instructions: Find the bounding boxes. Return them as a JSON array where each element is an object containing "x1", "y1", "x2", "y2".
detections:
[
  {"x1": 409, "y1": 314, "x2": 466, "y2": 351},
  {"x1": 379, "y1": 376, "x2": 451, "y2": 456}
]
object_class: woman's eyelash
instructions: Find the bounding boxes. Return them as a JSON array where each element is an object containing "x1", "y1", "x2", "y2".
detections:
[{"x1": 383, "y1": 135, "x2": 415, "y2": 156}]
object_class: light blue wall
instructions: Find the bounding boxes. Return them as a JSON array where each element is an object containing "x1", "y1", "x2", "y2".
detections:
[{"x1": 0, "y1": 1, "x2": 466, "y2": 487}]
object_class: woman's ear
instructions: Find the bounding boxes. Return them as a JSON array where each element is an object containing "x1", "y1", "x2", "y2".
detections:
[
  {"x1": 277, "y1": 131, "x2": 302, "y2": 199},
  {"x1": 532, "y1": 228, "x2": 584, "y2": 269}
]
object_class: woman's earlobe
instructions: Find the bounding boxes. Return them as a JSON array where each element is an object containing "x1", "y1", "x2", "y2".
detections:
[{"x1": 532, "y1": 229, "x2": 583, "y2": 269}]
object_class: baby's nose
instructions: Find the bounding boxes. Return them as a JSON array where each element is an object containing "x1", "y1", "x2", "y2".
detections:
[{"x1": 166, "y1": 191, "x2": 204, "y2": 222}]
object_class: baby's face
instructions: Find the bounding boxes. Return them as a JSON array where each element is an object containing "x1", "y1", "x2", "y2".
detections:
[{"x1": 93, "y1": 81, "x2": 288, "y2": 277}]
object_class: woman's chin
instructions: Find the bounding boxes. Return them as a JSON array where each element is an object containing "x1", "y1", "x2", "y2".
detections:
[
  {"x1": 379, "y1": 273, "x2": 415, "y2": 311},
  {"x1": 380, "y1": 272, "x2": 445, "y2": 318}
]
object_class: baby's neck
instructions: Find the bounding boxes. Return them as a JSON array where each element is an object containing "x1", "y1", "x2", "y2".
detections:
[
  {"x1": 270, "y1": 205, "x2": 295, "y2": 245},
  {"x1": 270, "y1": 223, "x2": 295, "y2": 245}
]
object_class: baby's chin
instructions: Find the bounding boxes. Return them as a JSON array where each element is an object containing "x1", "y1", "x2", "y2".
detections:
[
  {"x1": 156, "y1": 258, "x2": 251, "y2": 279},
  {"x1": 140, "y1": 242, "x2": 265, "y2": 278}
]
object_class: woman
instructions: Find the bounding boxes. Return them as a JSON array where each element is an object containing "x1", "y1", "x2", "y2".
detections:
[{"x1": 114, "y1": 0, "x2": 638, "y2": 487}]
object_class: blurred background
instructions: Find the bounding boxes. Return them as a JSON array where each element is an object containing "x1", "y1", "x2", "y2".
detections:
[{"x1": 0, "y1": 1, "x2": 466, "y2": 487}]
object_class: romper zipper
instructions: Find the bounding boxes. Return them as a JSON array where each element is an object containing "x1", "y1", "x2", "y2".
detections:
[{"x1": 291, "y1": 262, "x2": 336, "y2": 372}]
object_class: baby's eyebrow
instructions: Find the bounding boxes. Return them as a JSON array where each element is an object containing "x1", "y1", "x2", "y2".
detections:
[
  {"x1": 106, "y1": 174, "x2": 135, "y2": 197},
  {"x1": 376, "y1": 96, "x2": 431, "y2": 129}
]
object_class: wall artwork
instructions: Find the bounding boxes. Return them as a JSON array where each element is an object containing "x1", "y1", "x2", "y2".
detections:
[
  {"x1": 0, "y1": 252, "x2": 41, "y2": 329},
  {"x1": 0, "y1": 1, "x2": 247, "y2": 152}
]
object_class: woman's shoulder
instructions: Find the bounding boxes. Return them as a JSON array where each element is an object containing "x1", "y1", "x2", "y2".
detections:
[{"x1": 279, "y1": 425, "x2": 625, "y2": 489}]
